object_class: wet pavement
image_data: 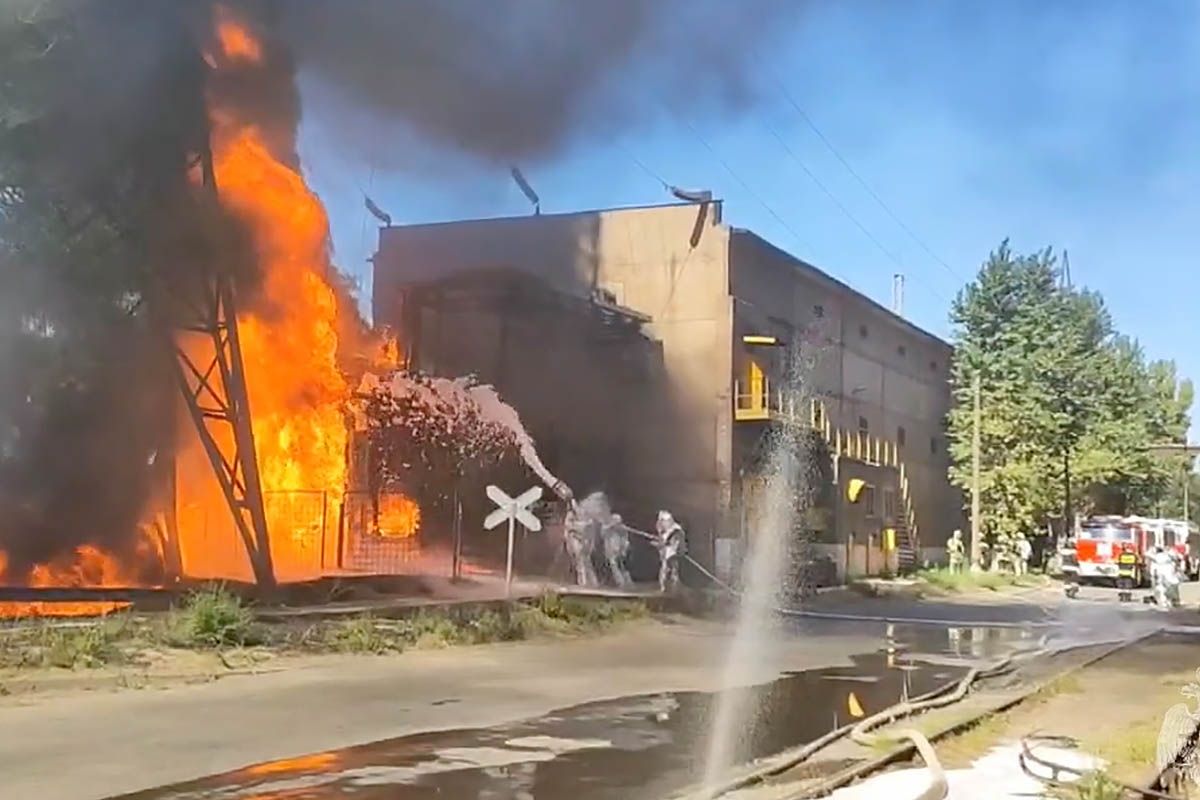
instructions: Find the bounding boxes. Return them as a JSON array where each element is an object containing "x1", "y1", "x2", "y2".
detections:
[{"x1": 109, "y1": 625, "x2": 1030, "y2": 800}]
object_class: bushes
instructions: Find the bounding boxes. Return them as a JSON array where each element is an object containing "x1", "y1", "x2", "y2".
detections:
[
  {"x1": 167, "y1": 585, "x2": 258, "y2": 648},
  {"x1": 0, "y1": 617, "x2": 127, "y2": 670},
  {"x1": 0, "y1": 587, "x2": 650, "y2": 672},
  {"x1": 913, "y1": 567, "x2": 1043, "y2": 594},
  {"x1": 529, "y1": 591, "x2": 647, "y2": 629},
  {"x1": 317, "y1": 595, "x2": 647, "y2": 655},
  {"x1": 326, "y1": 614, "x2": 396, "y2": 654}
]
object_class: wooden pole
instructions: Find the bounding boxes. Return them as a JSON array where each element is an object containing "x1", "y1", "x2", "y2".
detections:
[
  {"x1": 970, "y1": 373, "x2": 982, "y2": 568},
  {"x1": 452, "y1": 491, "x2": 463, "y2": 581},
  {"x1": 505, "y1": 514, "x2": 516, "y2": 597}
]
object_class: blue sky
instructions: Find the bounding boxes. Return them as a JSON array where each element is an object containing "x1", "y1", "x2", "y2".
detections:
[{"x1": 297, "y1": 1, "x2": 1200, "y2": 397}]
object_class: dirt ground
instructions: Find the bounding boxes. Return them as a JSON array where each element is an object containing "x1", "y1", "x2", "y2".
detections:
[{"x1": 929, "y1": 632, "x2": 1200, "y2": 784}]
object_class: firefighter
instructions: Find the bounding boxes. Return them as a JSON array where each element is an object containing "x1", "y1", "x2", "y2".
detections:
[
  {"x1": 564, "y1": 501, "x2": 598, "y2": 587},
  {"x1": 947, "y1": 530, "x2": 965, "y2": 573},
  {"x1": 655, "y1": 510, "x2": 686, "y2": 593},
  {"x1": 1015, "y1": 534, "x2": 1032, "y2": 576},
  {"x1": 601, "y1": 512, "x2": 632, "y2": 588},
  {"x1": 1116, "y1": 543, "x2": 1139, "y2": 602},
  {"x1": 1151, "y1": 546, "x2": 1182, "y2": 609}
]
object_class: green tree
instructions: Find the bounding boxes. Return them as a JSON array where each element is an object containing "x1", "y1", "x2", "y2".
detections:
[
  {"x1": 0, "y1": 0, "x2": 234, "y2": 577},
  {"x1": 948, "y1": 241, "x2": 1192, "y2": 562}
]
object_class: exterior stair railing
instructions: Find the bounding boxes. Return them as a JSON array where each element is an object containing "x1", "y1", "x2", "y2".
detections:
[{"x1": 732, "y1": 384, "x2": 922, "y2": 570}]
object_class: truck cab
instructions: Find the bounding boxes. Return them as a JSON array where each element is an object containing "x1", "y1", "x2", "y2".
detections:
[{"x1": 1076, "y1": 517, "x2": 1146, "y2": 586}]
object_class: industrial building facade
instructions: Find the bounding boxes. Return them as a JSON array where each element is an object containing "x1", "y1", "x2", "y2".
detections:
[{"x1": 372, "y1": 201, "x2": 960, "y2": 580}]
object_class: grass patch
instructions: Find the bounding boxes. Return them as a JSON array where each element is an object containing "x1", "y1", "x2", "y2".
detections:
[
  {"x1": 314, "y1": 595, "x2": 646, "y2": 655},
  {"x1": 1045, "y1": 770, "x2": 1124, "y2": 800},
  {"x1": 914, "y1": 568, "x2": 1045, "y2": 594},
  {"x1": 0, "y1": 590, "x2": 650, "y2": 674},
  {"x1": 325, "y1": 614, "x2": 399, "y2": 654},
  {"x1": 164, "y1": 584, "x2": 259, "y2": 648},
  {"x1": 529, "y1": 592, "x2": 647, "y2": 630},
  {"x1": 0, "y1": 616, "x2": 129, "y2": 669},
  {"x1": 1087, "y1": 717, "x2": 1159, "y2": 783},
  {"x1": 1033, "y1": 671, "x2": 1083, "y2": 700}
]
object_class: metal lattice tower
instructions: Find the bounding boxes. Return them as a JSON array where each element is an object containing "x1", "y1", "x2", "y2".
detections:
[{"x1": 169, "y1": 141, "x2": 276, "y2": 589}]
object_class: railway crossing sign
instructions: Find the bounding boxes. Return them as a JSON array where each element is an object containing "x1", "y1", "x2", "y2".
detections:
[{"x1": 484, "y1": 485, "x2": 543, "y2": 593}]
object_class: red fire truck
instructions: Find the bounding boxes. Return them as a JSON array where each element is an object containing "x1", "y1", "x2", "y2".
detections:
[
  {"x1": 1075, "y1": 515, "x2": 1200, "y2": 586},
  {"x1": 1075, "y1": 516, "x2": 1150, "y2": 586}
]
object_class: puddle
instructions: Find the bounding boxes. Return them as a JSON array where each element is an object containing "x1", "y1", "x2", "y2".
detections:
[{"x1": 110, "y1": 646, "x2": 970, "y2": 800}]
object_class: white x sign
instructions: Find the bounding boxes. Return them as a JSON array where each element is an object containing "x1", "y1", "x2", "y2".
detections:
[
  {"x1": 484, "y1": 485, "x2": 543, "y2": 532},
  {"x1": 483, "y1": 484, "x2": 544, "y2": 595}
]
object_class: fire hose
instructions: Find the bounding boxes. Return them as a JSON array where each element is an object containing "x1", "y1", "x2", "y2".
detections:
[
  {"x1": 687, "y1": 665, "x2": 977, "y2": 800},
  {"x1": 848, "y1": 655, "x2": 1015, "y2": 748},
  {"x1": 1018, "y1": 735, "x2": 1186, "y2": 800},
  {"x1": 618, "y1": 524, "x2": 1057, "y2": 629},
  {"x1": 616, "y1": 525, "x2": 1160, "y2": 799}
]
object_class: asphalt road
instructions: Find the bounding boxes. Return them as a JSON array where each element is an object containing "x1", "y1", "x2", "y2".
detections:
[
  {"x1": 0, "y1": 617, "x2": 896, "y2": 800},
  {"x1": 7, "y1": 585, "x2": 1197, "y2": 800}
]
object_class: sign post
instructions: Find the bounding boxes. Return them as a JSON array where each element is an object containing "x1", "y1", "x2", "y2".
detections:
[{"x1": 484, "y1": 484, "x2": 543, "y2": 595}]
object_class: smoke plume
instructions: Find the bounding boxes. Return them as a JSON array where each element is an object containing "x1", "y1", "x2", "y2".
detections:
[
  {"x1": 0, "y1": 0, "x2": 799, "y2": 581},
  {"x1": 273, "y1": 0, "x2": 801, "y2": 164}
]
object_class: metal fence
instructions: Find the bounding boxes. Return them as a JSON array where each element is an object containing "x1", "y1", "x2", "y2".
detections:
[
  {"x1": 262, "y1": 490, "x2": 330, "y2": 576},
  {"x1": 339, "y1": 490, "x2": 450, "y2": 576}
]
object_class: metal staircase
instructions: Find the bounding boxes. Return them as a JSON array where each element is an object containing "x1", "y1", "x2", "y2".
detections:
[{"x1": 732, "y1": 383, "x2": 922, "y2": 572}]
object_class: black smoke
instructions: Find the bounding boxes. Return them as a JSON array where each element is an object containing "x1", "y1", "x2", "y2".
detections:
[
  {"x1": 273, "y1": 0, "x2": 801, "y2": 164},
  {"x1": 0, "y1": 0, "x2": 232, "y2": 581},
  {"x1": 0, "y1": 0, "x2": 800, "y2": 581}
]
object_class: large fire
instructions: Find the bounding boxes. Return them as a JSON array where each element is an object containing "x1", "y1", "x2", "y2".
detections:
[
  {"x1": 174, "y1": 9, "x2": 418, "y2": 583},
  {"x1": 0, "y1": 546, "x2": 138, "y2": 619},
  {"x1": 0, "y1": 8, "x2": 422, "y2": 609}
]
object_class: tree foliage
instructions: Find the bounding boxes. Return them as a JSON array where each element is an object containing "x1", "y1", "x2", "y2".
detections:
[
  {"x1": 0, "y1": 0, "x2": 242, "y2": 576},
  {"x1": 361, "y1": 372, "x2": 522, "y2": 510},
  {"x1": 948, "y1": 242, "x2": 1192, "y2": 554}
]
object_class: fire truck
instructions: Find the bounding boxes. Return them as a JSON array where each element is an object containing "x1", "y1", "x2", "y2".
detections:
[
  {"x1": 1074, "y1": 515, "x2": 1200, "y2": 586},
  {"x1": 1150, "y1": 518, "x2": 1200, "y2": 580},
  {"x1": 1075, "y1": 516, "x2": 1150, "y2": 586}
]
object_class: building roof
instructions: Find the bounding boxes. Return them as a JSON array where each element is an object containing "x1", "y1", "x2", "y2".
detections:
[
  {"x1": 730, "y1": 228, "x2": 950, "y2": 351},
  {"x1": 376, "y1": 201, "x2": 949, "y2": 350},
  {"x1": 375, "y1": 199, "x2": 711, "y2": 237}
]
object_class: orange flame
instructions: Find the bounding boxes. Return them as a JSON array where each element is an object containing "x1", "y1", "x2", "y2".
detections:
[
  {"x1": 173, "y1": 10, "x2": 420, "y2": 582},
  {"x1": 1, "y1": 10, "x2": 423, "y2": 597},
  {"x1": 377, "y1": 495, "x2": 421, "y2": 538},
  {"x1": 29, "y1": 545, "x2": 132, "y2": 588},
  {"x1": 214, "y1": 7, "x2": 262, "y2": 65},
  {"x1": 0, "y1": 545, "x2": 140, "y2": 589},
  {"x1": 0, "y1": 602, "x2": 130, "y2": 620}
]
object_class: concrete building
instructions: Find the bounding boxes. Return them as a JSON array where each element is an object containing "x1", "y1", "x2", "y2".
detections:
[{"x1": 372, "y1": 201, "x2": 961, "y2": 581}]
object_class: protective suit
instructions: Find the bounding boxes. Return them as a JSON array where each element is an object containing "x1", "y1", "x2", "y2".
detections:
[
  {"x1": 655, "y1": 510, "x2": 686, "y2": 593},
  {"x1": 1015, "y1": 535, "x2": 1032, "y2": 576},
  {"x1": 601, "y1": 513, "x2": 632, "y2": 588},
  {"x1": 947, "y1": 530, "x2": 965, "y2": 573},
  {"x1": 1150, "y1": 547, "x2": 1182, "y2": 608},
  {"x1": 564, "y1": 502, "x2": 598, "y2": 587}
]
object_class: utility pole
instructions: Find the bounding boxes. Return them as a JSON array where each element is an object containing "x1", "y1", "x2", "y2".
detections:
[
  {"x1": 1063, "y1": 449, "x2": 1071, "y2": 541},
  {"x1": 970, "y1": 373, "x2": 982, "y2": 568},
  {"x1": 1185, "y1": 468, "x2": 1191, "y2": 527}
]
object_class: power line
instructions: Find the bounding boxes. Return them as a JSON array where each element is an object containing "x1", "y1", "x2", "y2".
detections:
[
  {"x1": 682, "y1": 120, "x2": 816, "y2": 259},
  {"x1": 762, "y1": 120, "x2": 950, "y2": 306},
  {"x1": 616, "y1": 143, "x2": 671, "y2": 192},
  {"x1": 776, "y1": 83, "x2": 965, "y2": 283}
]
